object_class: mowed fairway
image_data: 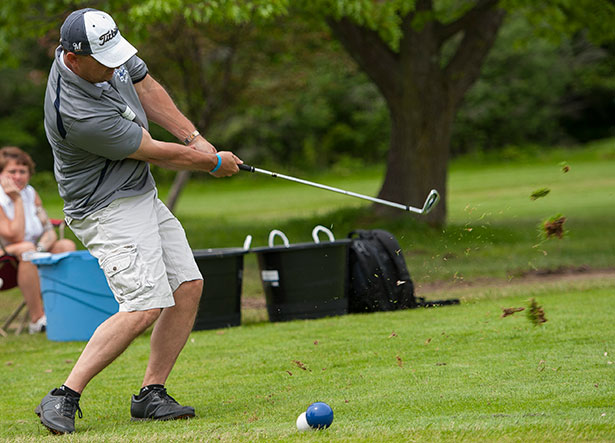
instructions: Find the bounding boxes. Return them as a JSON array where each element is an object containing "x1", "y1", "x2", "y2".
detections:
[
  {"x1": 1, "y1": 140, "x2": 614, "y2": 441},
  {"x1": 2, "y1": 279, "x2": 614, "y2": 441}
]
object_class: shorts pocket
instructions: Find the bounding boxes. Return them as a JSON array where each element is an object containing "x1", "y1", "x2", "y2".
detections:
[{"x1": 101, "y1": 245, "x2": 152, "y2": 304}]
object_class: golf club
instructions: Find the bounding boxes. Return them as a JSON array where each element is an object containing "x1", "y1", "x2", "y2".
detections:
[{"x1": 238, "y1": 164, "x2": 440, "y2": 215}]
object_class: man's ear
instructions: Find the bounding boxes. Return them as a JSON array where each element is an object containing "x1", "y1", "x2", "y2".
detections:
[{"x1": 64, "y1": 52, "x2": 78, "y2": 63}]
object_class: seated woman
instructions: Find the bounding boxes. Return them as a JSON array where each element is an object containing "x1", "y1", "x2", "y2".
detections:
[{"x1": 0, "y1": 146, "x2": 75, "y2": 334}]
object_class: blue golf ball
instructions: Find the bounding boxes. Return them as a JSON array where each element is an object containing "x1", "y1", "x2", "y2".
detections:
[{"x1": 305, "y1": 402, "x2": 334, "y2": 429}]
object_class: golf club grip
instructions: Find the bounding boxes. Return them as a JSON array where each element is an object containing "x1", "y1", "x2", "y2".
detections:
[{"x1": 239, "y1": 164, "x2": 254, "y2": 172}]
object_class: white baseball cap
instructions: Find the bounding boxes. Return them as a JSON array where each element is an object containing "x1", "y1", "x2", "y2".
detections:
[{"x1": 60, "y1": 8, "x2": 137, "y2": 68}]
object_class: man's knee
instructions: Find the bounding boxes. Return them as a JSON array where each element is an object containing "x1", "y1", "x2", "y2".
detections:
[
  {"x1": 177, "y1": 279, "x2": 203, "y2": 302},
  {"x1": 131, "y1": 308, "x2": 162, "y2": 331},
  {"x1": 187, "y1": 279, "x2": 203, "y2": 296}
]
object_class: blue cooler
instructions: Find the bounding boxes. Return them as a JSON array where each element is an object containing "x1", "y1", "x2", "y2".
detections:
[{"x1": 32, "y1": 250, "x2": 119, "y2": 341}]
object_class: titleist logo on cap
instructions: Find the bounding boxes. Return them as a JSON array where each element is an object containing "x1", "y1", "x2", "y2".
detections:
[{"x1": 99, "y1": 27, "x2": 119, "y2": 46}]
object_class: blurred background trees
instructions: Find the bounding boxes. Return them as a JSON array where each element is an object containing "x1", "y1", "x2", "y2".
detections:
[{"x1": 0, "y1": 0, "x2": 613, "y2": 223}]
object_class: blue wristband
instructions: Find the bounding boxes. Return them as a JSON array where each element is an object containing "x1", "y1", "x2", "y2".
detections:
[{"x1": 210, "y1": 153, "x2": 222, "y2": 173}]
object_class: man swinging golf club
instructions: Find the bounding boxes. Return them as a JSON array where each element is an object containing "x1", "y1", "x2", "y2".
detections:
[{"x1": 36, "y1": 8, "x2": 242, "y2": 434}]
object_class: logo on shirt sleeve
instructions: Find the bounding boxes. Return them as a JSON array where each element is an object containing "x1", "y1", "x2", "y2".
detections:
[{"x1": 114, "y1": 65, "x2": 129, "y2": 83}]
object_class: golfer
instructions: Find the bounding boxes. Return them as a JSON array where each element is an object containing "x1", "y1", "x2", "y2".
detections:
[{"x1": 36, "y1": 8, "x2": 242, "y2": 434}]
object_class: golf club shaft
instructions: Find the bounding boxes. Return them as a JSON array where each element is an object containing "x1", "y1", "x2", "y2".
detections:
[{"x1": 239, "y1": 164, "x2": 428, "y2": 214}]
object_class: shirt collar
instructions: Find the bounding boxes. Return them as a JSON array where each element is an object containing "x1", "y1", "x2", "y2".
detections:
[{"x1": 55, "y1": 46, "x2": 106, "y2": 99}]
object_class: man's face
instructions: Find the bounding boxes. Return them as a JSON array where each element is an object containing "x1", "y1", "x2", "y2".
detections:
[{"x1": 70, "y1": 54, "x2": 117, "y2": 83}]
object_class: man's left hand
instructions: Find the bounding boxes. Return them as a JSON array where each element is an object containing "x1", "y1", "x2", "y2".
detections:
[{"x1": 190, "y1": 136, "x2": 217, "y2": 154}]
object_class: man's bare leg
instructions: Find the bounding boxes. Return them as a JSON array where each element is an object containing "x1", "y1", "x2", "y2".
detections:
[
  {"x1": 142, "y1": 279, "x2": 202, "y2": 387},
  {"x1": 64, "y1": 308, "x2": 161, "y2": 393}
]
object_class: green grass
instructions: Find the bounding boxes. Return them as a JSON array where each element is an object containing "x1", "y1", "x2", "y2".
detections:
[
  {"x1": 2, "y1": 277, "x2": 614, "y2": 441},
  {"x1": 1, "y1": 139, "x2": 614, "y2": 441}
]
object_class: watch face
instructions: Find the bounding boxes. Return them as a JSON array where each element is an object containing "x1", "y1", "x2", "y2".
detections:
[{"x1": 184, "y1": 130, "x2": 199, "y2": 145}]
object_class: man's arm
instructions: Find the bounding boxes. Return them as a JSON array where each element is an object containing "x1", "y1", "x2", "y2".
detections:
[
  {"x1": 134, "y1": 74, "x2": 216, "y2": 153},
  {"x1": 128, "y1": 128, "x2": 240, "y2": 178}
]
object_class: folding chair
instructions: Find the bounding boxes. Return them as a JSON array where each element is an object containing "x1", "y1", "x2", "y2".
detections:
[
  {"x1": 0, "y1": 253, "x2": 24, "y2": 337},
  {"x1": 50, "y1": 218, "x2": 65, "y2": 240},
  {"x1": 0, "y1": 218, "x2": 67, "y2": 336}
]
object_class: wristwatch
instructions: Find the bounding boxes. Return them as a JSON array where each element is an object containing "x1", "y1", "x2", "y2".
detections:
[{"x1": 183, "y1": 130, "x2": 200, "y2": 145}]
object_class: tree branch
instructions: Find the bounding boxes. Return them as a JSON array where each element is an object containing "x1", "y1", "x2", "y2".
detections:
[
  {"x1": 326, "y1": 17, "x2": 400, "y2": 103},
  {"x1": 444, "y1": 5, "x2": 505, "y2": 105},
  {"x1": 436, "y1": 0, "x2": 501, "y2": 44},
  {"x1": 400, "y1": 0, "x2": 434, "y2": 42}
]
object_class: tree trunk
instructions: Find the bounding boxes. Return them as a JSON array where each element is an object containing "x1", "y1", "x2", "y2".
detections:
[
  {"x1": 328, "y1": 2, "x2": 504, "y2": 226},
  {"x1": 374, "y1": 7, "x2": 454, "y2": 226},
  {"x1": 377, "y1": 96, "x2": 454, "y2": 225},
  {"x1": 166, "y1": 170, "x2": 192, "y2": 211}
]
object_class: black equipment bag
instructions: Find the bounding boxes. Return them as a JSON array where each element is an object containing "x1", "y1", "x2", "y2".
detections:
[
  {"x1": 347, "y1": 229, "x2": 418, "y2": 312},
  {"x1": 347, "y1": 229, "x2": 459, "y2": 313}
]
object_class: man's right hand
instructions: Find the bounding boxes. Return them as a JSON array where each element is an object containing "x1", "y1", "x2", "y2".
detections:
[
  {"x1": 209, "y1": 151, "x2": 242, "y2": 178},
  {"x1": 128, "y1": 128, "x2": 242, "y2": 176}
]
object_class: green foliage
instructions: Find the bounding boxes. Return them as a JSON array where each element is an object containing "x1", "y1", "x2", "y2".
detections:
[
  {"x1": 130, "y1": 0, "x2": 289, "y2": 27},
  {"x1": 557, "y1": 41, "x2": 615, "y2": 142},
  {"x1": 29, "y1": 170, "x2": 57, "y2": 192},
  {"x1": 503, "y1": 0, "x2": 615, "y2": 45},
  {"x1": 452, "y1": 14, "x2": 572, "y2": 154},
  {"x1": 453, "y1": 9, "x2": 615, "y2": 154},
  {"x1": 5, "y1": 0, "x2": 610, "y2": 60},
  {"x1": 296, "y1": 0, "x2": 411, "y2": 50},
  {"x1": 0, "y1": 0, "x2": 614, "y2": 176},
  {"x1": 209, "y1": 31, "x2": 390, "y2": 170},
  {"x1": 0, "y1": 65, "x2": 52, "y2": 170}
]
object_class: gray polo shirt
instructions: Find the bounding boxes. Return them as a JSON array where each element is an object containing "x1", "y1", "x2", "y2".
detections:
[{"x1": 44, "y1": 46, "x2": 155, "y2": 219}]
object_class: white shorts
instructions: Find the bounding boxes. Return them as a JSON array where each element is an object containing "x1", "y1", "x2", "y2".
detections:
[{"x1": 67, "y1": 189, "x2": 202, "y2": 312}]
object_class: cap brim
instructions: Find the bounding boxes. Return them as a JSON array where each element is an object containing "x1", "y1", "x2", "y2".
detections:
[{"x1": 91, "y1": 35, "x2": 137, "y2": 68}]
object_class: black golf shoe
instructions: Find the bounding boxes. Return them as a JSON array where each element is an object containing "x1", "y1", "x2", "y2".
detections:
[
  {"x1": 35, "y1": 388, "x2": 82, "y2": 434},
  {"x1": 130, "y1": 386, "x2": 195, "y2": 421}
]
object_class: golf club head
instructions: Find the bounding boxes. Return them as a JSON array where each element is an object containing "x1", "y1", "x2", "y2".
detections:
[{"x1": 421, "y1": 189, "x2": 440, "y2": 214}]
